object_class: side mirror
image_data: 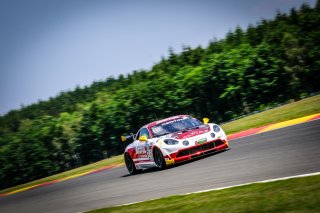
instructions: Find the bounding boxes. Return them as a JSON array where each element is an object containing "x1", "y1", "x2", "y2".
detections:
[
  {"x1": 121, "y1": 134, "x2": 133, "y2": 142},
  {"x1": 138, "y1": 135, "x2": 148, "y2": 142},
  {"x1": 203, "y1": 118, "x2": 209, "y2": 124}
]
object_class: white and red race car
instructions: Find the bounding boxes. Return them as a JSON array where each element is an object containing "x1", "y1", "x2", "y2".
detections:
[{"x1": 122, "y1": 115, "x2": 229, "y2": 174}]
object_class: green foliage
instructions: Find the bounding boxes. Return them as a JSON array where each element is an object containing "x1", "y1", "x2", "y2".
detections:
[{"x1": 1, "y1": 2, "x2": 320, "y2": 189}]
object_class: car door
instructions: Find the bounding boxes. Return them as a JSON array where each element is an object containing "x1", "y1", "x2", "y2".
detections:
[{"x1": 134, "y1": 128, "x2": 153, "y2": 167}]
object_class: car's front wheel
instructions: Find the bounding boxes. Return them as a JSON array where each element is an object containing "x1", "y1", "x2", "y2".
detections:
[
  {"x1": 153, "y1": 148, "x2": 166, "y2": 170},
  {"x1": 124, "y1": 153, "x2": 138, "y2": 175}
]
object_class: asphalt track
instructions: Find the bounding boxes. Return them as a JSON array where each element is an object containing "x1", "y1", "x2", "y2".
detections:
[{"x1": 1, "y1": 119, "x2": 320, "y2": 213}]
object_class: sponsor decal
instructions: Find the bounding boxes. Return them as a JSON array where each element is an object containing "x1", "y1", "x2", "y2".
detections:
[
  {"x1": 135, "y1": 146, "x2": 146, "y2": 155},
  {"x1": 175, "y1": 128, "x2": 210, "y2": 139},
  {"x1": 160, "y1": 117, "x2": 188, "y2": 126},
  {"x1": 135, "y1": 146, "x2": 148, "y2": 158},
  {"x1": 196, "y1": 138, "x2": 207, "y2": 145},
  {"x1": 154, "y1": 116, "x2": 183, "y2": 124},
  {"x1": 145, "y1": 143, "x2": 152, "y2": 160},
  {"x1": 135, "y1": 144, "x2": 152, "y2": 160}
]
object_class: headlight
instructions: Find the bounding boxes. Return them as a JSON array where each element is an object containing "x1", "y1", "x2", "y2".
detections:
[
  {"x1": 182, "y1": 140, "x2": 189, "y2": 146},
  {"x1": 210, "y1": 132, "x2": 215, "y2": 138},
  {"x1": 213, "y1": 125, "x2": 220, "y2": 132},
  {"x1": 164, "y1": 139, "x2": 179, "y2": 145}
]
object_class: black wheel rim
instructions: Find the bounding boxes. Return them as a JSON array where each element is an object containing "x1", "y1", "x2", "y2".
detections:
[
  {"x1": 125, "y1": 155, "x2": 134, "y2": 173},
  {"x1": 154, "y1": 149, "x2": 162, "y2": 167}
]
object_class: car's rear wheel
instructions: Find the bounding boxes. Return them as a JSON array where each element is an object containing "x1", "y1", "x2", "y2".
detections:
[
  {"x1": 124, "y1": 153, "x2": 138, "y2": 175},
  {"x1": 153, "y1": 148, "x2": 166, "y2": 170}
]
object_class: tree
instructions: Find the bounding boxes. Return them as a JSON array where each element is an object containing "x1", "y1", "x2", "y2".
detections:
[
  {"x1": 75, "y1": 104, "x2": 105, "y2": 164},
  {"x1": 281, "y1": 32, "x2": 305, "y2": 97}
]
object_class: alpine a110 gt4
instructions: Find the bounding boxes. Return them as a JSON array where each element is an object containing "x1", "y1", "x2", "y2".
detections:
[{"x1": 122, "y1": 115, "x2": 229, "y2": 174}]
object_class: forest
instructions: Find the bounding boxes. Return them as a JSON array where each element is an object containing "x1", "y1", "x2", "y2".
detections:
[{"x1": 0, "y1": 2, "x2": 319, "y2": 189}]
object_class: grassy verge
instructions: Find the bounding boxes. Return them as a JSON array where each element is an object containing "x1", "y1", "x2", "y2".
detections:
[
  {"x1": 88, "y1": 174, "x2": 320, "y2": 213},
  {"x1": 0, "y1": 155, "x2": 123, "y2": 195},
  {"x1": 1, "y1": 95, "x2": 319, "y2": 195},
  {"x1": 221, "y1": 94, "x2": 320, "y2": 134}
]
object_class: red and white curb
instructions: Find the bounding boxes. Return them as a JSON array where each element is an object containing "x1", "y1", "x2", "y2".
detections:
[
  {"x1": 0, "y1": 164, "x2": 124, "y2": 197},
  {"x1": 227, "y1": 113, "x2": 320, "y2": 140}
]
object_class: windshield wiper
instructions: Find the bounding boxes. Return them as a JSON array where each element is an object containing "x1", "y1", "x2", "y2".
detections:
[
  {"x1": 186, "y1": 126, "x2": 200, "y2": 131},
  {"x1": 157, "y1": 126, "x2": 201, "y2": 136},
  {"x1": 176, "y1": 126, "x2": 200, "y2": 133},
  {"x1": 157, "y1": 132, "x2": 170, "y2": 137}
]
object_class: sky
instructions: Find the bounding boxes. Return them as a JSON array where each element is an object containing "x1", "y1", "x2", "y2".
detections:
[{"x1": 0, "y1": 0, "x2": 316, "y2": 116}]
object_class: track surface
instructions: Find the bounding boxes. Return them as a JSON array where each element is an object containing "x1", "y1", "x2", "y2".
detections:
[{"x1": 1, "y1": 120, "x2": 320, "y2": 213}]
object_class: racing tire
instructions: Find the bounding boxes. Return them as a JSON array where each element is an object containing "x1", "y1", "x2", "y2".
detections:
[
  {"x1": 124, "y1": 153, "x2": 138, "y2": 175},
  {"x1": 153, "y1": 148, "x2": 166, "y2": 170}
]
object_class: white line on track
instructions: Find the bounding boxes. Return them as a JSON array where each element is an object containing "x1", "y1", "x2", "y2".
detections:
[
  {"x1": 117, "y1": 171, "x2": 320, "y2": 207},
  {"x1": 183, "y1": 171, "x2": 320, "y2": 195}
]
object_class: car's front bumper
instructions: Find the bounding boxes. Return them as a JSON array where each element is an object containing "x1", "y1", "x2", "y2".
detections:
[{"x1": 164, "y1": 139, "x2": 229, "y2": 165}]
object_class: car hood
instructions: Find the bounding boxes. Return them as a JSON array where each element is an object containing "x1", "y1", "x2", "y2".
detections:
[{"x1": 160, "y1": 125, "x2": 210, "y2": 140}]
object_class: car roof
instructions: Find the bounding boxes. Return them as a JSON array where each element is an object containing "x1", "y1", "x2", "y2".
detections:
[{"x1": 145, "y1": 115, "x2": 190, "y2": 129}]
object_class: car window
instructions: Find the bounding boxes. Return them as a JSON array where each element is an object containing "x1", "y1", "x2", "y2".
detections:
[{"x1": 137, "y1": 128, "x2": 151, "y2": 139}]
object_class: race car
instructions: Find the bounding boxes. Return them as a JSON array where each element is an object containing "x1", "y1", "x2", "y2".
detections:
[{"x1": 121, "y1": 115, "x2": 229, "y2": 175}]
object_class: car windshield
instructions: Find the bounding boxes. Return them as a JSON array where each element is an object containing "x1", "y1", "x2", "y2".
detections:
[{"x1": 151, "y1": 116, "x2": 203, "y2": 137}]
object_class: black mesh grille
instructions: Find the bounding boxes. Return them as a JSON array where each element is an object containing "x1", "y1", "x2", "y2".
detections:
[
  {"x1": 176, "y1": 140, "x2": 224, "y2": 158},
  {"x1": 214, "y1": 139, "x2": 224, "y2": 147}
]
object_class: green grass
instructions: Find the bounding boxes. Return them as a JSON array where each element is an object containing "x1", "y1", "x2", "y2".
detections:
[
  {"x1": 1, "y1": 95, "x2": 319, "y2": 195},
  {"x1": 88, "y1": 175, "x2": 320, "y2": 213},
  {"x1": 221, "y1": 94, "x2": 320, "y2": 134},
  {"x1": 0, "y1": 155, "x2": 123, "y2": 195}
]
